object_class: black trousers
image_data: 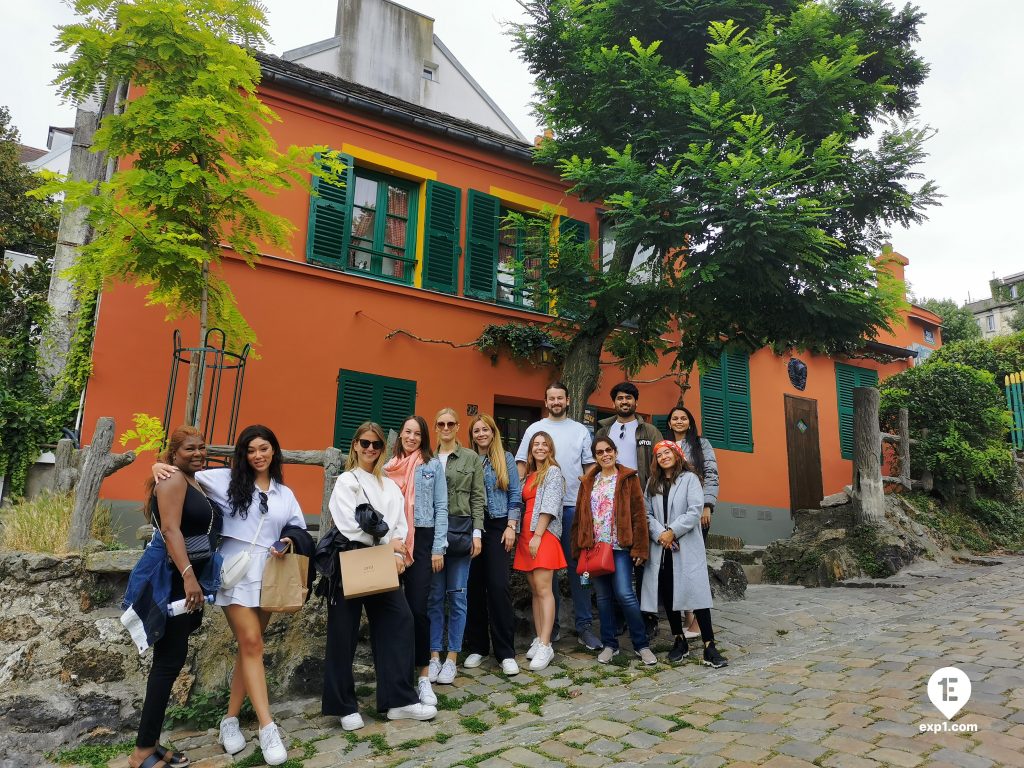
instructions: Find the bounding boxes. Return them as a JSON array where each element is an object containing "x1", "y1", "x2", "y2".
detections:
[
  {"x1": 322, "y1": 586, "x2": 418, "y2": 716},
  {"x1": 464, "y1": 516, "x2": 515, "y2": 661},
  {"x1": 135, "y1": 612, "x2": 197, "y2": 748},
  {"x1": 658, "y1": 554, "x2": 715, "y2": 642},
  {"x1": 403, "y1": 526, "x2": 434, "y2": 668}
]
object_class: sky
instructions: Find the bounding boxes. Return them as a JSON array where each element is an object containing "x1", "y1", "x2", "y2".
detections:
[{"x1": 2, "y1": 0, "x2": 1021, "y2": 306}]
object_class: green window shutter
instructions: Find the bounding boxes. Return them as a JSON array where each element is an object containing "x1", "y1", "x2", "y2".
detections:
[
  {"x1": 423, "y1": 180, "x2": 461, "y2": 293},
  {"x1": 559, "y1": 217, "x2": 590, "y2": 249},
  {"x1": 651, "y1": 414, "x2": 669, "y2": 438},
  {"x1": 464, "y1": 189, "x2": 499, "y2": 299},
  {"x1": 334, "y1": 370, "x2": 417, "y2": 448},
  {"x1": 699, "y1": 350, "x2": 753, "y2": 452},
  {"x1": 835, "y1": 363, "x2": 879, "y2": 460},
  {"x1": 307, "y1": 152, "x2": 354, "y2": 266}
]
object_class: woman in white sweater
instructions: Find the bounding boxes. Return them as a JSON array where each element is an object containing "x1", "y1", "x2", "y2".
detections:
[{"x1": 322, "y1": 421, "x2": 437, "y2": 731}]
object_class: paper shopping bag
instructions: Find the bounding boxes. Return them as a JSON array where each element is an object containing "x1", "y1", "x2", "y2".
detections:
[
  {"x1": 260, "y1": 549, "x2": 309, "y2": 613},
  {"x1": 339, "y1": 544, "x2": 399, "y2": 598}
]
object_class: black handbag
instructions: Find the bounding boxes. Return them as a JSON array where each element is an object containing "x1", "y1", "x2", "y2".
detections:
[{"x1": 446, "y1": 515, "x2": 474, "y2": 557}]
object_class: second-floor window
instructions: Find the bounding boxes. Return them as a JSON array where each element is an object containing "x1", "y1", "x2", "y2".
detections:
[
  {"x1": 924, "y1": 328, "x2": 935, "y2": 344},
  {"x1": 307, "y1": 152, "x2": 419, "y2": 285},
  {"x1": 497, "y1": 208, "x2": 546, "y2": 309},
  {"x1": 987, "y1": 315, "x2": 996, "y2": 332}
]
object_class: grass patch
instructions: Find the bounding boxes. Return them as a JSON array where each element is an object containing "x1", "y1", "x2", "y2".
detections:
[
  {"x1": 435, "y1": 732, "x2": 452, "y2": 744},
  {"x1": 514, "y1": 690, "x2": 548, "y2": 715},
  {"x1": 355, "y1": 684, "x2": 375, "y2": 697},
  {"x1": 460, "y1": 715, "x2": 490, "y2": 734},
  {"x1": 460, "y1": 749, "x2": 503, "y2": 766},
  {"x1": 367, "y1": 733, "x2": 391, "y2": 754},
  {"x1": 50, "y1": 741, "x2": 133, "y2": 768},
  {"x1": 0, "y1": 492, "x2": 122, "y2": 554},
  {"x1": 437, "y1": 692, "x2": 471, "y2": 711},
  {"x1": 665, "y1": 714, "x2": 697, "y2": 732},
  {"x1": 165, "y1": 686, "x2": 254, "y2": 730},
  {"x1": 234, "y1": 747, "x2": 318, "y2": 768}
]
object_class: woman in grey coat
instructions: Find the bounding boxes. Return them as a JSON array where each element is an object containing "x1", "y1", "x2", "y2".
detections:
[{"x1": 640, "y1": 440, "x2": 728, "y2": 668}]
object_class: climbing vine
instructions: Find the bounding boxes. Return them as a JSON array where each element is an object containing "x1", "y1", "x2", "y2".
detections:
[{"x1": 475, "y1": 323, "x2": 566, "y2": 366}]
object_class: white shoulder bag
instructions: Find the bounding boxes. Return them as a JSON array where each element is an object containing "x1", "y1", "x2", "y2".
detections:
[{"x1": 220, "y1": 512, "x2": 266, "y2": 590}]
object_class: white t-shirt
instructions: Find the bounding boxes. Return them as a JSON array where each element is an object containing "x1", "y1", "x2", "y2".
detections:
[
  {"x1": 515, "y1": 417, "x2": 594, "y2": 507},
  {"x1": 609, "y1": 419, "x2": 640, "y2": 470},
  {"x1": 195, "y1": 467, "x2": 306, "y2": 549}
]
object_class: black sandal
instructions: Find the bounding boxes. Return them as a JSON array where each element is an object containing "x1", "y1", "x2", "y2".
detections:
[
  {"x1": 135, "y1": 753, "x2": 169, "y2": 768},
  {"x1": 155, "y1": 745, "x2": 190, "y2": 767}
]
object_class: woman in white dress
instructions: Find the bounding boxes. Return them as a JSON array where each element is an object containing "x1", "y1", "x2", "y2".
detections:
[{"x1": 154, "y1": 424, "x2": 310, "y2": 765}]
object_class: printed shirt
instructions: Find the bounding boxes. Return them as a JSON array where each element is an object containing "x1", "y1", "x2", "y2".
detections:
[{"x1": 589, "y1": 473, "x2": 619, "y2": 549}]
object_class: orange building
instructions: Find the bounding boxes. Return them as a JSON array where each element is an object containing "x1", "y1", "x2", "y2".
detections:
[{"x1": 82, "y1": 10, "x2": 941, "y2": 546}]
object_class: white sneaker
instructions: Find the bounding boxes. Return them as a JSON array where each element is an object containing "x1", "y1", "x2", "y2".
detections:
[
  {"x1": 417, "y1": 676, "x2": 437, "y2": 706},
  {"x1": 464, "y1": 653, "x2": 485, "y2": 668},
  {"x1": 529, "y1": 643, "x2": 554, "y2": 671},
  {"x1": 427, "y1": 658, "x2": 442, "y2": 682},
  {"x1": 501, "y1": 658, "x2": 520, "y2": 676},
  {"x1": 258, "y1": 722, "x2": 288, "y2": 766},
  {"x1": 340, "y1": 713, "x2": 365, "y2": 731},
  {"x1": 387, "y1": 702, "x2": 438, "y2": 721},
  {"x1": 218, "y1": 716, "x2": 246, "y2": 755},
  {"x1": 525, "y1": 637, "x2": 540, "y2": 660},
  {"x1": 437, "y1": 659, "x2": 457, "y2": 684}
]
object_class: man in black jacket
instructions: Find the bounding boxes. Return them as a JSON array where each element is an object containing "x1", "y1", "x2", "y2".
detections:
[{"x1": 596, "y1": 382, "x2": 663, "y2": 489}]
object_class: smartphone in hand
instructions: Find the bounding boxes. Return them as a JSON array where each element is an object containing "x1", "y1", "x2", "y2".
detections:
[{"x1": 270, "y1": 539, "x2": 289, "y2": 554}]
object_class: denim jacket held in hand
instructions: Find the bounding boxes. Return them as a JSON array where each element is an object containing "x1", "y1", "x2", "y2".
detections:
[
  {"x1": 413, "y1": 457, "x2": 449, "y2": 555},
  {"x1": 482, "y1": 451, "x2": 522, "y2": 523}
]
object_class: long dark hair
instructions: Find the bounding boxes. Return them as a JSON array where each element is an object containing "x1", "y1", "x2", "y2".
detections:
[
  {"x1": 667, "y1": 405, "x2": 705, "y2": 479},
  {"x1": 144, "y1": 425, "x2": 203, "y2": 523},
  {"x1": 646, "y1": 443, "x2": 694, "y2": 496},
  {"x1": 227, "y1": 424, "x2": 284, "y2": 518},
  {"x1": 393, "y1": 415, "x2": 434, "y2": 463}
]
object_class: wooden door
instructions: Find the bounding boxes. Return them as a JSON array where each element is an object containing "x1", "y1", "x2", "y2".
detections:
[
  {"x1": 494, "y1": 404, "x2": 541, "y2": 456},
  {"x1": 784, "y1": 395, "x2": 823, "y2": 512}
]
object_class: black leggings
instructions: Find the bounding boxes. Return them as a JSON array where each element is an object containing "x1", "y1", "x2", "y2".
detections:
[
  {"x1": 658, "y1": 554, "x2": 715, "y2": 643},
  {"x1": 403, "y1": 526, "x2": 434, "y2": 668},
  {"x1": 135, "y1": 613, "x2": 196, "y2": 748}
]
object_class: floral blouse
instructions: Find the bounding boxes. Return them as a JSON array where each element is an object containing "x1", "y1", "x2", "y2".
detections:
[{"x1": 589, "y1": 473, "x2": 620, "y2": 549}]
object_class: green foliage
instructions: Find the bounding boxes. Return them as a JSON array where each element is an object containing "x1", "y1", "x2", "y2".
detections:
[
  {"x1": 880, "y1": 362, "x2": 1015, "y2": 499},
  {"x1": 929, "y1": 332, "x2": 1024, "y2": 384},
  {"x1": 0, "y1": 106, "x2": 61, "y2": 257},
  {"x1": 903, "y1": 492, "x2": 1024, "y2": 553},
  {"x1": 460, "y1": 715, "x2": 490, "y2": 734},
  {"x1": 119, "y1": 412, "x2": 166, "y2": 455},
  {"x1": 475, "y1": 322, "x2": 566, "y2": 365},
  {"x1": 165, "y1": 686, "x2": 254, "y2": 729},
  {"x1": 512, "y1": 0, "x2": 937, "y2": 405},
  {"x1": 917, "y1": 297, "x2": 981, "y2": 344},
  {"x1": 36, "y1": 0, "x2": 337, "y2": 352},
  {"x1": 50, "y1": 740, "x2": 133, "y2": 768}
]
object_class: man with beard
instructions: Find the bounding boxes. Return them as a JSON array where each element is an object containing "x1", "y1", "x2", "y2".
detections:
[
  {"x1": 516, "y1": 381, "x2": 600, "y2": 651},
  {"x1": 595, "y1": 382, "x2": 662, "y2": 489}
]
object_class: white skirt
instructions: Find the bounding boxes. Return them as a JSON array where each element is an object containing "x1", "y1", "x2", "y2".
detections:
[{"x1": 216, "y1": 537, "x2": 271, "y2": 608}]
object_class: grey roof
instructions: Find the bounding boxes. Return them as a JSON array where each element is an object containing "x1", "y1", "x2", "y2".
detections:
[{"x1": 17, "y1": 144, "x2": 47, "y2": 164}]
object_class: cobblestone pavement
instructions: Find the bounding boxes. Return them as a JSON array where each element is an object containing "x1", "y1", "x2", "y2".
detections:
[{"x1": 111, "y1": 557, "x2": 1024, "y2": 768}]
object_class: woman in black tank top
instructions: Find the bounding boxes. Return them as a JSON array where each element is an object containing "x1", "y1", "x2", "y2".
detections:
[{"x1": 130, "y1": 426, "x2": 215, "y2": 768}]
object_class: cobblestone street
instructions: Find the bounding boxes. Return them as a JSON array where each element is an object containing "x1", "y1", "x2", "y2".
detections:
[{"x1": 120, "y1": 557, "x2": 1024, "y2": 768}]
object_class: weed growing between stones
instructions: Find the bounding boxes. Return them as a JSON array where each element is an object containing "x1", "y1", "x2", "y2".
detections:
[
  {"x1": 50, "y1": 740, "x2": 133, "y2": 767},
  {"x1": 435, "y1": 732, "x2": 451, "y2": 744},
  {"x1": 460, "y1": 715, "x2": 489, "y2": 733},
  {"x1": 164, "y1": 686, "x2": 254, "y2": 729},
  {"x1": 459, "y1": 748, "x2": 503, "y2": 766}
]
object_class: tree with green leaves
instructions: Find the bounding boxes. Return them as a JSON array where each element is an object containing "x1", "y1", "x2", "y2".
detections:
[
  {"x1": 917, "y1": 297, "x2": 981, "y2": 344},
  {"x1": 36, "y1": 0, "x2": 339, "y2": 419},
  {"x1": 0, "y1": 106, "x2": 60, "y2": 257},
  {"x1": 514, "y1": 0, "x2": 939, "y2": 414}
]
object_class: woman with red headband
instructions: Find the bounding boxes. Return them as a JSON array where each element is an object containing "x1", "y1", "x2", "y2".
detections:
[{"x1": 640, "y1": 440, "x2": 727, "y2": 668}]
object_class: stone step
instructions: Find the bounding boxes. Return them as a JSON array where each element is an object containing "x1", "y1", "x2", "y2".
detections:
[
  {"x1": 741, "y1": 563, "x2": 764, "y2": 585},
  {"x1": 706, "y1": 545, "x2": 765, "y2": 565}
]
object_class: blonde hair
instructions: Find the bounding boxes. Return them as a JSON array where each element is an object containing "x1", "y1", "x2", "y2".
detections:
[
  {"x1": 434, "y1": 407, "x2": 461, "y2": 449},
  {"x1": 468, "y1": 413, "x2": 509, "y2": 490},
  {"x1": 346, "y1": 421, "x2": 387, "y2": 478},
  {"x1": 525, "y1": 431, "x2": 562, "y2": 492}
]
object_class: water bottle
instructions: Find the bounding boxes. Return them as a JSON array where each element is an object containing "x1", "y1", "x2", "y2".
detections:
[
  {"x1": 167, "y1": 595, "x2": 215, "y2": 616},
  {"x1": 579, "y1": 571, "x2": 590, "y2": 587}
]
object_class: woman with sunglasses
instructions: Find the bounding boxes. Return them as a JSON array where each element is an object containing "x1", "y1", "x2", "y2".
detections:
[
  {"x1": 641, "y1": 441, "x2": 727, "y2": 668},
  {"x1": 384, "y1": 415, "x2": 448, "y2": 706},
  {"x1": 513, "y1": 431, "x2": 566, "y2": 671},
  {"x1": 427, "y1": 408, "x2": 485, "y2": 686},
  {"x1": 323, "y1": 422, "x2": 437, "y2": 729},
  {"x1": 463, "y1": 413, "x2": 521, "y2": 675},
  {"x1": 571, "y1": 436, "x2": 654, "y2": 666},
  {"x1": 153, "y1": 425, "x2": 310, "y2": 764},
  {"x1": 666, "y1": 405, "x2": 719, "y2": 642}
]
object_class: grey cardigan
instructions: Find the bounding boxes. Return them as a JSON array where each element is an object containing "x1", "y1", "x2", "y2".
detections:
[
  {"x1": 678, "y1": 437, "x2": 719, "y2": 509},
  {"x1": 525, "y1": 465, "x2": 565, "y2": 539}
]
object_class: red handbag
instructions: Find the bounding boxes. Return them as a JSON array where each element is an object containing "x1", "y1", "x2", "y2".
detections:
[{"x1": 576, "y1": 541, "x2": 615, "y2": 577}]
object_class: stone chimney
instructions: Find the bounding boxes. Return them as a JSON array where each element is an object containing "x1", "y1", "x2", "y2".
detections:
[{"x1": 875, "y1": 243, "x2": 909, "y2": 301}]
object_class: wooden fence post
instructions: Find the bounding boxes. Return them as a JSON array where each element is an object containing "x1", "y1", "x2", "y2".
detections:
[
  {"x1": 898, "y1": 407, "x2": 912, "y2": 491},
  {"x1": 320, "y1": 447, "x2": 344, "y2": 538},
  {"x1": 53, "y1": 438, "x2": 79, "y2": 494},
  {"x1": 851, "y1": 387, "x2": 885, "y2": 524},
  {"x1": 67, "y1": 417, "x2": 136, "y2": 550}
]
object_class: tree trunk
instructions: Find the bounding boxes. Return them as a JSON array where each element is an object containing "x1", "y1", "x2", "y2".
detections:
[
  {"x1": 851, "y1": 387, "x2": 885, "y2": 525},
  {"x1": 184, "y1": 261, "x2": 211, "y2": 427},
  {"x1": 39, "y1": 98, "x2": 111, "y2": 389},
  {"x1": 561, "y1": 328, "x2": 611, "y2": 422},
  {"x1": 67, "y1": 417, "x2": 135, "y2": 551}
]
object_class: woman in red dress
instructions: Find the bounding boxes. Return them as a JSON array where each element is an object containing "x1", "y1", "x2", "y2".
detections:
[{"x1": 513, "y1": 431, "x2": 566, "y2": 670}]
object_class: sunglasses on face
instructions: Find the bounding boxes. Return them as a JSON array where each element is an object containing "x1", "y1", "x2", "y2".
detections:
[
  {"x1": 595, "y1": 447, "x2": 616, "y2": 456},
  {"x1": 358, "y1": 439, "x2": 384, "y2": 450},
  {"x1": 436, "y1": 421, "x2": 457, "y2": 429}
]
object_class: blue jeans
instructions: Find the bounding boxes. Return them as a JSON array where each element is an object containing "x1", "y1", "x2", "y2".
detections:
[
  {"x1": 428, "y1": 554, "x2": 471, "y2": 653},
  {"x1": 554, "y1": 505, "x2": 593, "y2": 634},
  {"x1": 593, "y1": 549, "x2": 649, "y2": 651}
]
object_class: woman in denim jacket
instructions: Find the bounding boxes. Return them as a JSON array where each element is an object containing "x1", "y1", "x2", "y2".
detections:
[
  {"x1": 463, "y1": 413, "x2": 522, "y2": 676},
  {"x1": 384, "y1": 416, "x2": 448, "y2": 707}
]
